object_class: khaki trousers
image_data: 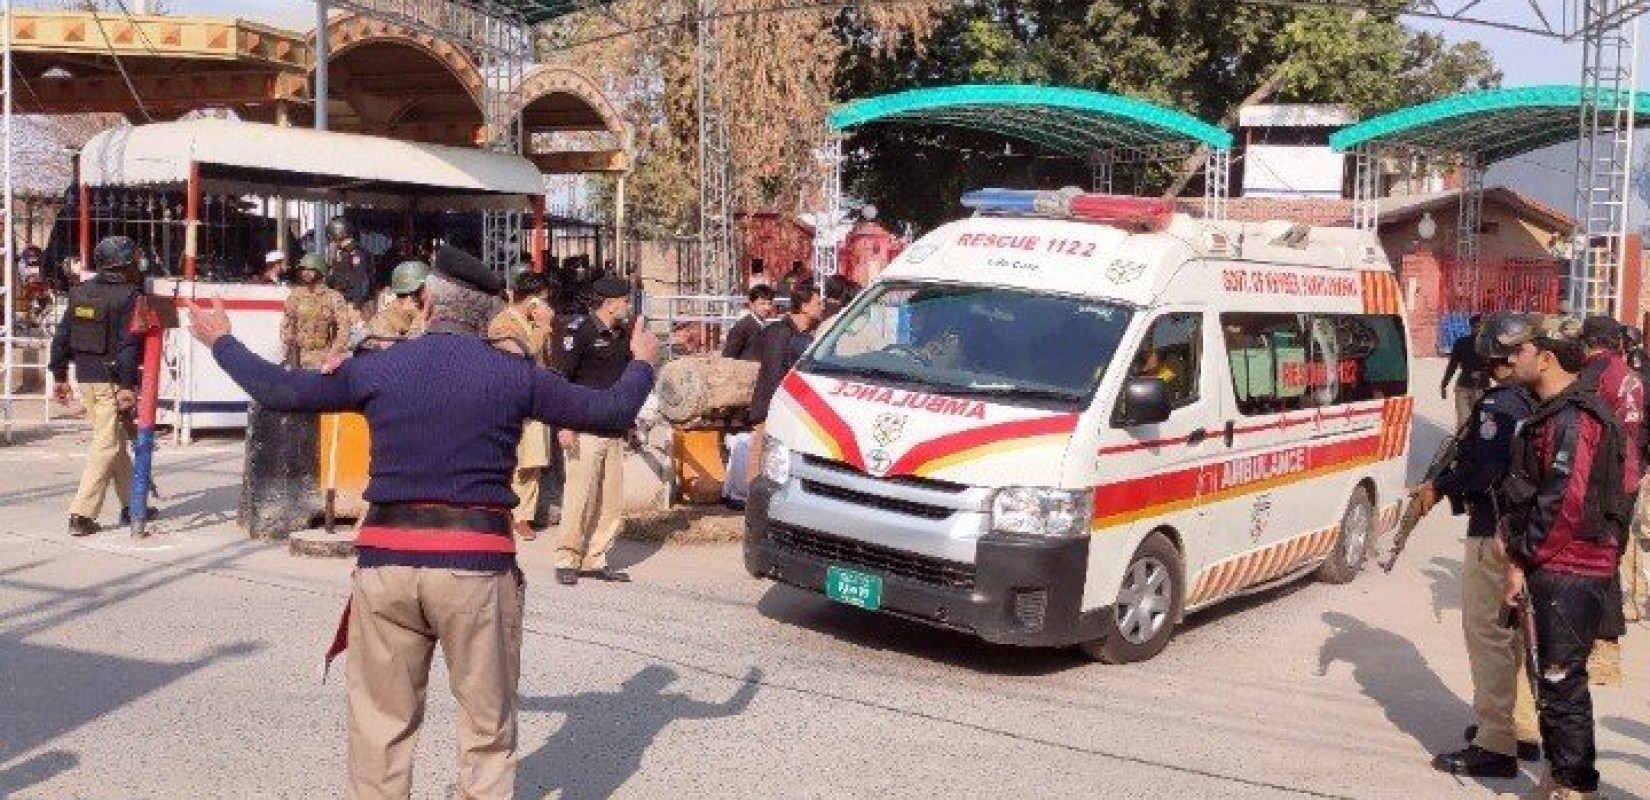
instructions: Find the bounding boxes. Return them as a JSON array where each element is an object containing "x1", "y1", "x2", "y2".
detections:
[
  {"x1": 69, "y1": 381, "x2": 133, "y2": 520},
  {"x1": 1463, "y1": 537, "x2": 1540, "y2": 756},
  {"x1": 1626, "y1": 477, "x2": 1650, "y2": 621},
  {"x1": 1454, "y1": 387, "x2": 1484, "y2": 430},
  {"x1": 346, "y1": 567, "x2": 524, "y2": 800},
  {"x1": 511, "y1": 421, "x2": 549, "y2": 525},
  {"x1": 556, "y1": 434, "x2": 625, "y2": 570}
]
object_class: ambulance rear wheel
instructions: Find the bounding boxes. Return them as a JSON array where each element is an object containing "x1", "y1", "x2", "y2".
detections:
[
  {"x1": 1079, "y1": 532, "x2": 1183, "y2": 664},
  {"x1": 1317, "y1": 486, "x2": 1374, "y2": 585}
]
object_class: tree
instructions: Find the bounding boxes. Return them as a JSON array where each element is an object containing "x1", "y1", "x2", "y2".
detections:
[{"x1": 835, "y1": 0, "x2": 1503, "y2": 231}]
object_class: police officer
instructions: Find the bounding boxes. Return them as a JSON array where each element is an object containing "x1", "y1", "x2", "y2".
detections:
[
  {"x1": 549, "y1": 275, "x2": 638, "y2": 585},
  {"x1": 365, "y1": 260, "x2": 430, "y2": 343},
  {"x1": 325, "y1": 217, "x2": 375, "y2": 313},
  {"x1": 281, "y1": 253, "x2": 354, "y2": 371},
  {"x1": 48, "y1": 236, "x2": 148, "y2": 536},
  {"x1": 1498, "y1": 314, "x2": 1628, "y2": 800},
  {"x1": 1444, "y1": 314, "x2": 1492, "y2": 428},
  {"x1": 1413, "y1": 312, "x2": 1540, "y2": 778},
  {"x1": 489, "y1": 267, "x2": 554, "y2": 539}
]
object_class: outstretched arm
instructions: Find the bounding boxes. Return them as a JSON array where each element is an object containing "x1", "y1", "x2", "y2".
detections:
[{"x1": 530, "y1": 316, "x2": 658, "y2": 431}]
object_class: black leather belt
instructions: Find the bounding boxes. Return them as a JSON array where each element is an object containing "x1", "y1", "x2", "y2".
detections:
[{"x1": 362, "y1": 504, "x2": 513, "y2": 537}]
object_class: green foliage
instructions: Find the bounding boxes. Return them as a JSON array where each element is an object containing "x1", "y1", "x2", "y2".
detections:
[{"x1": 836, "y1": 0, "x2": 1502, "y2": 231}]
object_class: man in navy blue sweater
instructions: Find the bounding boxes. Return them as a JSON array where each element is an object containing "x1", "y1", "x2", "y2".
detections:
[{"x1": 187, "y1": 253, "x2": 656, "y2": 799}]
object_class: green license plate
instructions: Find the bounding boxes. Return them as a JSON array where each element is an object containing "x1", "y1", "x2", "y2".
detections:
[{"x1": 824, "y1": 566, "x2": 883, "y2": 610}]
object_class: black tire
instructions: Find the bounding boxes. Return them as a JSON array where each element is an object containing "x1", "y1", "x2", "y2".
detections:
[
  {"x1": 1078, "y1": 532, "x2": 1183, "y2": 664},
  {"x1": 1317, "y1": 485, "x2": 1375, "y2": 584}
]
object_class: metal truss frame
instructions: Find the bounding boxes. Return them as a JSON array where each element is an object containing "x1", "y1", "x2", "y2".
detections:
[
  {"x1": 812, "y1": 134, "x2": 843, "y2": 286},
  {"x1": 1241, "y1": 0, "x2": 1650, "y2": 41},
  {"x1": 1569, "y1": 0, "x2": 1638, "y2": 315},
  {"x1": 696, "y1": 0, "x2": 738, "y2": 296}
]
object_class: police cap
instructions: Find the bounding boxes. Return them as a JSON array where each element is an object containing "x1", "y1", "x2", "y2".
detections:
[
  {"x1": 388, "y1": 260, "x2": 431, "y2": 295},
  {"x1": 592, "y1": 275, "x2": 630, "y2": 300},
  {"x1": 295, "y1": 252, "x2": 330, "y2": 276},
  {"x1": 92, "y1": 236, "x2": 138, "y2": 271},
  {"x1": 325, "y1": 216, "x2": 355, "y2": 243}
]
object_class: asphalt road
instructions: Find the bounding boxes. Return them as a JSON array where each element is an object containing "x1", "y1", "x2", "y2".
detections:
[{"x1": 1, "y1": 360, "x2": 1647, "y2": 800}]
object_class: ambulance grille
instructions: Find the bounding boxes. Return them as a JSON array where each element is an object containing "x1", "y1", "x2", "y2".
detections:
[
  {"x1": 769, "y1": 524, "x2": 976, "y2": 590},
  {"x1": 800, "y1": 480, "x2": 953, "y2": 520},
  {"x1": 801, "y1": 455, "x2": 968, "y2": 494}
]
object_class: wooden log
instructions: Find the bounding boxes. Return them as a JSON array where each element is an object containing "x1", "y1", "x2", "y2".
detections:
[{"x1": 656, "y1": 355, "x2": 760, "y2": 426}]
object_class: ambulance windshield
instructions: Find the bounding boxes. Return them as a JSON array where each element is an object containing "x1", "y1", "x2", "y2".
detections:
[{"x1": 803, "y1": 281, "x2": 1133, "y2": 404}]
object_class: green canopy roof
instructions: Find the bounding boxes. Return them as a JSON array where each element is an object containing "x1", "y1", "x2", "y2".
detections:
[
  {"x1": 1330, "y1": 85, "x2": 1650, "y2": 163},
  {"x1": 828, "y1": 84, "x2": 1233, "y2": 154},
  {"x1": 495, "y1": 1, "x2": 618, "y2": 24}
]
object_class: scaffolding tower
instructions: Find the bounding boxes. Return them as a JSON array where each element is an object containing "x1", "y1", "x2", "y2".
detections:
[
  {"x1": 1570, "y1": 2, "x2": 1640, "y2": 315},
  {"x1": 696, "y1": 0, "x2": 738, "y2": 297}
]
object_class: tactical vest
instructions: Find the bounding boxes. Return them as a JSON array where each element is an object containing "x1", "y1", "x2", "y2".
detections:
[
  {"x1": 67, "y1": 279, "x2": 136, "y2": 357},
  {"x1": 1502, "y1": 388, "x2": 1633, "y2": 548},
  {"x1": 291, "y1": 288, "x2": 340, "y2": 352}
]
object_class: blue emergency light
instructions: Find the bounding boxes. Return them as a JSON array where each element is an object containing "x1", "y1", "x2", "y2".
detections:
[{"x1": 960, "y1": 188, "x2": 1174, "y2": 232}]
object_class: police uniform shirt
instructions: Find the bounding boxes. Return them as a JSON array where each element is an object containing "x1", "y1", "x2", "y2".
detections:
[
  {"x1": 549, "y1": 314, "x2": 632, "y2": 438},
  {"x1": 1434, "y1": 383, "x2": 1534, "y2": 537},
  {"x1": 48, "y1": 274, "x2": 141, "y2": 388}
]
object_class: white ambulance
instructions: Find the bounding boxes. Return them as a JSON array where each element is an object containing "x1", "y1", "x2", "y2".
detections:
[{"x1": 744, "y1": 189, "x2": 1413, "y2": 663}]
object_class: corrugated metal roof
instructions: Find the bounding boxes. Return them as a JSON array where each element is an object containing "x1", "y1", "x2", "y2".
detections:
[
  {"x1": 828, "y1": 84, "x2": 1234, "y2": 154},
  {"x1": 1330, "y1": 85, "x2": 1650, "y2": 163}
]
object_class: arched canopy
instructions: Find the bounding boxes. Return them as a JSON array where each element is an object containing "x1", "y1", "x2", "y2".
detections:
[
  {"x1": 828, "y1": 84, "x2": 1233, "y2": 154},
  {"x1": 1330, "y1": 85, "x2": 1650, "y2": 163}
]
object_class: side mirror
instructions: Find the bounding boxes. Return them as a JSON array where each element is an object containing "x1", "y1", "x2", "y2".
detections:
[{"x1": 1117, "y1": 376, "x2": 1172, "y2": 427}]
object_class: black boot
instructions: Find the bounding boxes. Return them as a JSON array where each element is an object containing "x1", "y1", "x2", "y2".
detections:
[
  {"x1": 1463, "y1": 724, "x2": 1541, "y2": 761},
  {"x1": 580, "y1": 567, "x2": 632, "y2": 583},
  {"x1": 67, "y1": 515, "x2": 100, "y2": 537},
  {"x1": 555, "y1": 568, "x2": 579, "y2": 586},
  {"x1": 1431, "y1": 745, "x2": 1518, "y2": 778},
  {"x1": 118, "y1": 507, "x2": 159, "y2": 526}
]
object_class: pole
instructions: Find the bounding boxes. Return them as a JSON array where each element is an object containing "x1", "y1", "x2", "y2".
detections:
[
  {"x1": 530, "y1": 195, "x2": 546, "y2": 273},
  {"x1": 615, "y1": 173, "x2": 627, "y2": 275},
  {"x1": 127, "y1": 296, "x2": 162, "y2": 537},
  {"x1": 1615, "y1": 16, "x2": 1640, "y2": 321},
  {"x1": 3, "y1": 0, "x2": 14, "y2": 443},
  {"x1": 313, "y1": 0, "x2": 330, "y2": 254}
]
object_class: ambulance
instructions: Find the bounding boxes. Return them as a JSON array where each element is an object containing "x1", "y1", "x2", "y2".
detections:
[{"x1": 743, "y1": 188, "x2": 1413, "y2": 663}]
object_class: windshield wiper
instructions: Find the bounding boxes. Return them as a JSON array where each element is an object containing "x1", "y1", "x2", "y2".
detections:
[
  {"x1": 805, "y1": 361, "x2": 914, "y2": 385},
  {"x1": 955, "y1": 382, "x2": 1081, "y2": 403}
]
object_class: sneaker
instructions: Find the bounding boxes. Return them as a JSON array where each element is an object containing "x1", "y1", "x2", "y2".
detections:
[
  {"x1": 1432, "y1": 745, "x2": 1518, "y2": 779},
  {"x1": 67, "y1": 515, "x2": 100, "y2": 537},
  {"x1": 555, "y1": 568, "x2": 579, "y2": 586},
  {"x1": 1463, "y1": 725, "x2": 1541, "y2": 761},
  {"x1": 117, "y1": 507, "x2": 159, "y2": 526}
]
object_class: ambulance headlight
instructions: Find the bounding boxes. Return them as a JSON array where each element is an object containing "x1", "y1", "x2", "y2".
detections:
[
  {"x1": 761, "y1": 436, "x2": 792, "y2": 484},
  {"x1": 991, "y1": 487, "x2": 1093, "y2": 537}
]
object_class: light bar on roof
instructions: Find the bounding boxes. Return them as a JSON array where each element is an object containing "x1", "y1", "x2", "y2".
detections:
[{"x1": 960, "y1": 188, "x2": 1173, "y2": 232}]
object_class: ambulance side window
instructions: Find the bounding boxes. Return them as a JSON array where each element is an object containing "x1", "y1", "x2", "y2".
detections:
[
  {"x1": 1222, "y1": 313, "x2": 1309, "y2": 416},
  {"x1": 1123, "y1": 313, "x2": 1202, "y2": 411},
  {"x1": 1222, "y1": 312, "x2": 1409, "y2": 414}
]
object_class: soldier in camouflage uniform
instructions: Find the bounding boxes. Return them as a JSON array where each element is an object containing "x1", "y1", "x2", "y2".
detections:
[
  {"x1": 366, "y1": 261, "x2": 431, "y2": 344},
  {"x1": 280, "y1": 253, "x2": 353, "y2": 370}
]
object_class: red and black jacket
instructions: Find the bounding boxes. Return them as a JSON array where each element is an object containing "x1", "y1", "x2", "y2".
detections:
[{"x1": 1500, "y1": 382, "x2": 1629, "y2": 577}]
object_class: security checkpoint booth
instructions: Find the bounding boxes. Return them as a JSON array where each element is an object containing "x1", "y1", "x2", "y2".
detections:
[
  {"x1": 1330, "y1": 85, "x2": 1650, "y2": 352},
  {"x1": 77, "y1": 118, "x2": 551, "y2": 440},
  {"x1": 77, "y1": 118, "x2": 551, "y2": 535}
]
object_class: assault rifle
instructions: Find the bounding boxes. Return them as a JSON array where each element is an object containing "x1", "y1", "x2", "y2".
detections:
[
  {"x1": 1378, "y1": 417, "x2": 1472, "y2": 573},
  {"x1": 1516, "y1": 587, "x2": 1542, "y2": 707}
]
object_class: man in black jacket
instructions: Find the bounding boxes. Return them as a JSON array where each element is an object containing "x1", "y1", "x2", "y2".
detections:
[
  {"x1": 745, "y1": 285, "x2": 826, "y2": 483},
  {"x1": 49, "y1": 236, "x2": 145, "y2": 536},
  {"x1": 721, "y1": 284, "x2": 776, "y2": 361},
  {"x1": 1443, "y1": 314, "x2": 1490, "y2": 427}
]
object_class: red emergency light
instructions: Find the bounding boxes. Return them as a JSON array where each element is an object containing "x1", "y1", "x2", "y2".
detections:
[{"x1": 961, "y1": 188, "x2": 1175, "y2": 232}]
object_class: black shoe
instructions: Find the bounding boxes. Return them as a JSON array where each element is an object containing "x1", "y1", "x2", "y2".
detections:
[
  {"x1": 579, "y1": 568, "x2": 632, "y2": 583},
  {"x1": 67, "y1": 515, "x2": 100, "y2": 537},
  {"x1": 1431, "y1": 745, "x2": 1519, "y2": 778},
  {"x1": 117, "y1": 507, "x2": 158, "y2": 526},
  {"x1": 555, "y1": 568, "x2": 579, "y2": 586},
  {"x1": 1463, "y1": 725, "x2": 1541, "y2": 761},
  {"x1": 722, "y1": 496, "x2": 746, "y2": 511}
]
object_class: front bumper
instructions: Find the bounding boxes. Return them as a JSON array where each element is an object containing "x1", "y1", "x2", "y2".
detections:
[{"x1": 743, "y1": 478, "x2": 1103, "y2": 647}]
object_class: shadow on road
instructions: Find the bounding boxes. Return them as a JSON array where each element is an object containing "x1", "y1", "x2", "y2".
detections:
[
  {"x1": 0, "y1": 638, "x2": 261, "y2": 797},
  {"x1": 754, "y1": 585, "x2": 1088, "y2": 675},
  {"x1": 516, "y1": 665, "x2": 761, "y2": 800},
  {"x1": 1422, "y1": 556, "x2": 1463, "y2": 623},
  {"x1": 1405, "y1": 416, "x2": 1450, "y2": 486},
  {"x1": 1315, "y1": 612, "x2": 1530, "y2": 791},
  {"x1": 1599, "y1": 717, "x2": 1650, "y2": 775}
]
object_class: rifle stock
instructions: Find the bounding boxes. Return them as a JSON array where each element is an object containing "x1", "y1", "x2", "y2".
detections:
[{"x1": 1377, "y1": 415, "x2": 1473, "y2": 572}]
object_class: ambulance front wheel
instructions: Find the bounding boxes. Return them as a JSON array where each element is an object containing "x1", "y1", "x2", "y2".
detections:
[
  {"x1": 1317, "y1": 485, "x2": 1375, "y2": 584},
  {"x1": 1079, "y1": 531, "x2": 1183, "y2": 664}
]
